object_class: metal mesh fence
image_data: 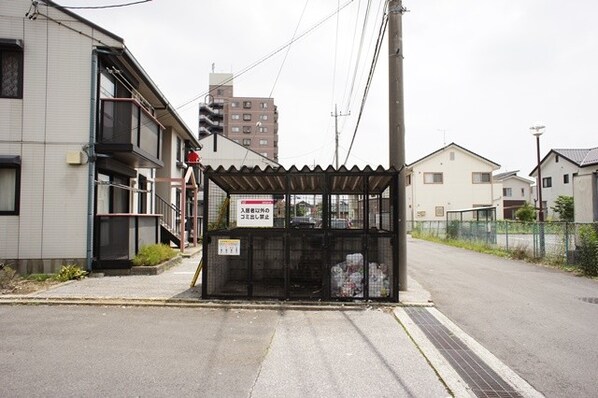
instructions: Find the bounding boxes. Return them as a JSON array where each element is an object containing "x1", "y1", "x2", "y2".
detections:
[{"x1": 410, "y1": 220, "x2": 596, "y2": 264}]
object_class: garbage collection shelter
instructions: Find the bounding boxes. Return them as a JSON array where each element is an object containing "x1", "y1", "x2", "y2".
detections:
[{"x1": 201, "y1": 165, "x2": 400, "y2": 302}]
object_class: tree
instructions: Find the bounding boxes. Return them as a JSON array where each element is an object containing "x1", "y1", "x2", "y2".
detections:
[
  {"x1": 551, "y1": 195, "x2": 574, "y2": 222},
  {"x1": 515, "y1": 202, "x2": 536, "y2": 222}
]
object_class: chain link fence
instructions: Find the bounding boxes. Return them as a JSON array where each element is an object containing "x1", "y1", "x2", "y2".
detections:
[{"x1": 409, "y1": 220, "x2": 598, "y2": 266}]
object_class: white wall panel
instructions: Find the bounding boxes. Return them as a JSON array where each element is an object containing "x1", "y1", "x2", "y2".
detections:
[
  {"x1": 17, "y1": 143, "x2": 44, "y2": 258},
  {"x1": 41, "y1": 145, "x2": 88, "y2": 257},
  {"x1": 45, "y1": 23, "x2": 92, "y2": 144}
]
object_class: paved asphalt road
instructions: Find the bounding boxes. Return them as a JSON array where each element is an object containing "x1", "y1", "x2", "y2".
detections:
[
  {"x1": 0, "y1": 305, "x2": 447, "y2": 398},
  {"x1": 408, "y1": 236, "x2": 598, "y2": 398}
]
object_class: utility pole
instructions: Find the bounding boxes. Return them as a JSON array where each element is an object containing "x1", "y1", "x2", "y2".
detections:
[
  {"x1": 388, "y1": 1, "x2": 408, "y2": 291},
  {"x1": 331, "y1": 103, "x2": 350, "y2": 218}
]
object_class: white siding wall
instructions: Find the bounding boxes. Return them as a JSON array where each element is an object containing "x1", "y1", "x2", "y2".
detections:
[
  {"x1": 573, "y1": 174, "x2": 597, "y2": 223},
  {"x1": 534, "y1": 153, "x2": 578, "y2": 219},
  {"x1": 501, "y1": 177, "x2": 533, "y2": 203},
  {"x1": 199, "y1": 134, "x2": 278, "y2": 169},
  {"x1": 1, "y1": 1, "x2": 122, "y2": 267},
  {"x1": 408, "y1": 146, "x2": 500, "y2": 221}
]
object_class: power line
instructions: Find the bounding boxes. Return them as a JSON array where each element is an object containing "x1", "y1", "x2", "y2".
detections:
[
  {"x1": 176, "y1": 0, "x2": 356, "y2": 112},
  {"x1": 343, "y1": 1, "x2": 388, "y2": 166},
  {"x1": 340, "y1": 0, "x2": 371, "y2": 113},
  {"x1": 51, "y1": 0, "x2": 152, "y2": 9},
  {"x1": 268, "y1": 0, "x2": 310, "y2": 98}
]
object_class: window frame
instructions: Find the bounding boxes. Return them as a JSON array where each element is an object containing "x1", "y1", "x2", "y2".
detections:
[
  {"x1": 0, "y1": 158, "x2": 21, "y2": 215},
  {"x1": 542, "y1": 177, "x2": 552, "y2": 188},
  {"x1": 472, "y1": 172, "x2": 491, "y2": 184},
  {"x1": 503, "y1": 187, "x2": 512, "y2": 197},
  {"x1": 0, "y1": 40, "x2": 24, "y2": 99},
  {"x1": 563, "y1": 174, "x2": 569, "y2": 184},
  {"x1": 424, "y1": 172, "x2": 443, "y2": 184}
]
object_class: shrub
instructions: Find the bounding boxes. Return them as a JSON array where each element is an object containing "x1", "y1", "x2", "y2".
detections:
[
  {"x1": 53, "y1": 264, "x2": 88, "y2": 282},
  {"x1": 515, "y1": 202, "x2": 536, "y2": 222},
  {"x1": 132, "y1": 243, "x2": 176, "y2": 266},
  {"x1": 551, "y1": 195, "x2": 574, "y2": 222},
  {"x1": 577, "y1": 225, "x2": 598, "y2": 276}
]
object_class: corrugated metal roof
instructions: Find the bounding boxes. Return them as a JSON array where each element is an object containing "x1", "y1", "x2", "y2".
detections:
[{"x1": 203, "y1": 165, "x2": 398, "y2": 195}]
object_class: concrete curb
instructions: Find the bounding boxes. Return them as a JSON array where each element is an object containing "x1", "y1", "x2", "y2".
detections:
[{"x1": 0, "y1": 296, "x2": 434, "y2": 311}]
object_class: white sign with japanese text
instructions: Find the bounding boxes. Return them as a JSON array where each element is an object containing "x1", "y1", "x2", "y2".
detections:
[{"x1": 237, "y1": 199, "x2": 274, "y2": 227}]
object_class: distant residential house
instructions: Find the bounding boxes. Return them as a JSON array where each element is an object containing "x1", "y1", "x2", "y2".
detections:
[
  {"x1": 493, "y1": 171, "x2": 534, "y2": 219},
  {"x1": 0, "y1": 1, "x2": 200, "y2": 273},
  {"x1": 530, "y1": 148, "x2": 598, "y2": 222},
  {"x1": 406, "y1": 143, "x2": 502, "y2": 221}
]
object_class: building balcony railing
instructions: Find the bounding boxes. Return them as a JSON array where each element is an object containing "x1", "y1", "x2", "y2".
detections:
[
  {"x1": 97, "y1": 98, "x2": 164, "y2": 168},
  {"x1": 93, "y1": 213, "x2": 161, "y2": 269}
]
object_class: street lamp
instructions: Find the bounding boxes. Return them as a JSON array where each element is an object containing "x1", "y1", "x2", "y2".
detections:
[
  {"x1": 529, "y1": 124, "x2": 545, "y2": 222},
  {"x1": 530, "y1": 124, "x2": 545, "y2": 256}
]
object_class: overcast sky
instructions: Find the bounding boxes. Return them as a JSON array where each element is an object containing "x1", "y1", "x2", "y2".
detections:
[{"x1": 71, "y1": 0, "x2": 598, "y2": 176}]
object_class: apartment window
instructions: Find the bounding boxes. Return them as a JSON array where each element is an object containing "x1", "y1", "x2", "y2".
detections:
[
  {"x1": 214, "y1": 98, "x2": 225, "y2": 103},
  {"x1": 231, "y1": 114, "x2": 240, "y2": 120},
  {"x1": 521, "y1": 188, "x2": 525, "y2": 197},
  {"x1": 243, "y1": 101, "x2": 252, "y2": 109},
  {"x1": 230, "y1": 101, "x2": 239, "y2": 108},
  {"x1": 231, "y1": 127, "x2": 240, "y2": 133},
  {"x1": 0, "y1": 40, "x2": 24, "y2": 99},
  {"x1": 472, "y1": 172, "x2": 491, "y2": 184},
  {"x1": 242, "y1": 139, "x2": 251, "y2": 146},
  {"x1": 261, "y1": 152, "x2": 268, "y2": 157},
  {"x1": 176, "y1": 137, "x2": 182, "y2": 161},
  {"x1": 0, "y1": 156, "x2": 21, "y2": 215},
  {"x1": 260, "y1": 102, "x2": 268, "y2": 109},
  {"x1": 273, "y1": 140, "x2": 277, "y2": 147},
  {"x1": 435, "y1": 206, "x2": 445, "y2": 217},
  {"x1": 555, "y1": 155, "x2": 559, "y2": 163},
  {"x1": 503, "y1": 188, "x2": 512, "y2": 197},
  {"x1": 258, "y1": 126, "x2": 268, "y2": 133},
  {"x1": 449, "y1": 151, "x2": 455, "y2": 161},
  {"x1": 243, "y1": 126, "x2": 252, "y2": 134},
  {"x1": 424, "y1": 172, "x2": 443, "y2": 184},
  {"x1": 259, "y1": 139, "x2": 268, "y2": 146},
  {"x1": 406, "y1": 174, "x2": 412, "y2": 186},
  {"x1": 243, "y1": 113, "x2": 251, "y2": 121},
  {"x1": 563, "y1": 174, "x2": 569, "y2": 184},
  {"x1": 260, "y1": 114, "x2": 268, "y2": 121},
  {"x1": 542, "y1": 177, "x2": 552, "y2": 188}
]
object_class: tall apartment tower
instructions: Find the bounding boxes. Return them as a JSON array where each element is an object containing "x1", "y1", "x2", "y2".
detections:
[{"x1": 199, "y1": 73, "x2": 279, "y2": 162}]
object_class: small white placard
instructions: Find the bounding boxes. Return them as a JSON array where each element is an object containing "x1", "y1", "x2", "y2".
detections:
[
  {"x1": 237, "y1": 199, "x2": 274, "y2": 227},
  {"x1": 218, "y1": 239, "x2": 241, "y2": 256}
]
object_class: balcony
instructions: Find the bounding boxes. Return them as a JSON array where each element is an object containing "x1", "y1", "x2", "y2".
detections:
[
  {"x1": 93, "y1": 213, "x2": 161, "y2": 269},
  {"x1": 97, "y1": 98, "x2": 164, "y2": 168}
]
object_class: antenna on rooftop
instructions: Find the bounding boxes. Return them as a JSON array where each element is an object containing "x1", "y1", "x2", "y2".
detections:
[{"x1": 211, "y1": 63, "x2": 215, "y2": 73}]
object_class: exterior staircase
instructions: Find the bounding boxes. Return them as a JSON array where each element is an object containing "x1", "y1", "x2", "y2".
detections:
[{"x1": 155, "y1": 195, "x2": 184, "y2": 247}]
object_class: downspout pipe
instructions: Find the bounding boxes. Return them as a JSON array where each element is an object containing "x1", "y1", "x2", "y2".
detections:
[{"x1": 86, "y1": 50, "x2": 99, "y2": 272}]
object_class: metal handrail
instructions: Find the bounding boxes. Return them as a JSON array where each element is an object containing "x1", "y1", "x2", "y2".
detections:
[{"x1": 155, "y1": 194, "x2": 180, "y2": 236}]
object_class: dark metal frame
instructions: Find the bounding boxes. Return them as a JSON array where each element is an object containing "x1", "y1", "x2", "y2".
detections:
[{"x1": 201, "y1": 166, "x2": 400, "y2": 302}]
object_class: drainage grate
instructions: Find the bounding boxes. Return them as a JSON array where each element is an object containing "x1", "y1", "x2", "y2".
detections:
[
  {"x1": 579, "y1": 297, "x2": 598, "y2": 304},
  {"x1": 405, "y1": 307, "x2": 522, "y2": 398}
]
